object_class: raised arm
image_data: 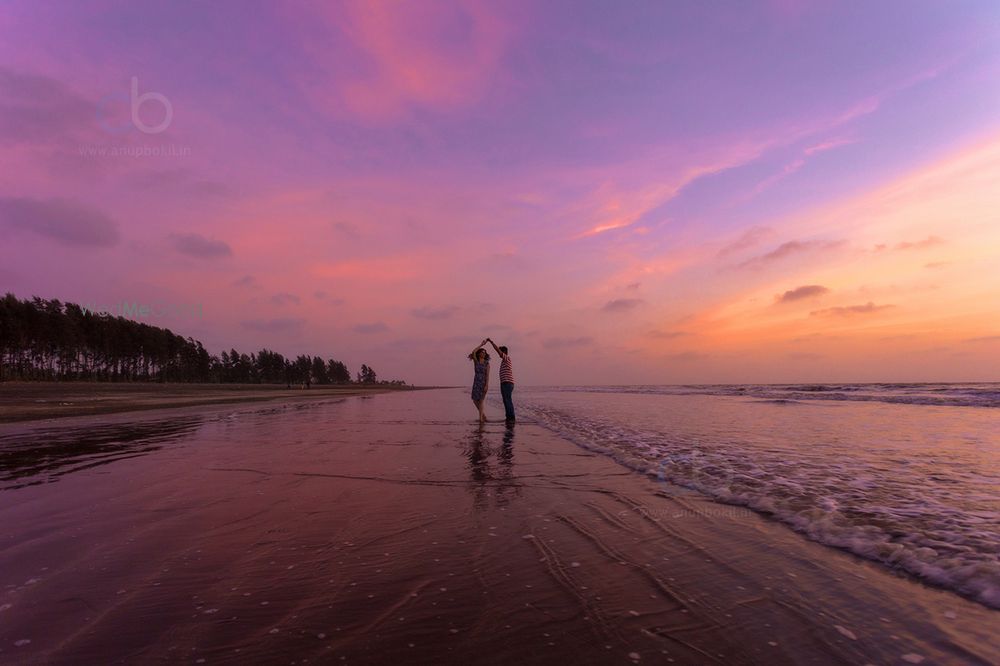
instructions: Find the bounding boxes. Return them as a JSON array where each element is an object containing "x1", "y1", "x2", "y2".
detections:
[
  {"x1": 486, "y1": 338, "x2": 502, "y2": 355},
  {"x1": 469, "y1": 338, "x2": 488, "y2": 358}
]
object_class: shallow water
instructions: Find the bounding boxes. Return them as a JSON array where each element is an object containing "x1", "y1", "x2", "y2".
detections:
[{"x1": 515, "y1": 385, "x2": 1000, "y2": 608}]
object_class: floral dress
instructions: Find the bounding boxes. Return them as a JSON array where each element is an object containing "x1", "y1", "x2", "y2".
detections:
[{"x1": 471, "y1": 360, "x2": 489, "y2": 401}]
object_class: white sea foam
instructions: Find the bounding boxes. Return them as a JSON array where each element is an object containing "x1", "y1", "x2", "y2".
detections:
[{"x1": 519, "y1": 387, "x2": 1000, "y2": 609}]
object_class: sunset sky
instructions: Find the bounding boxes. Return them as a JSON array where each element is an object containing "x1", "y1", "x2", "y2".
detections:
[{"x1": 2, "y1": 1, "x2": 999, "y2": 385}]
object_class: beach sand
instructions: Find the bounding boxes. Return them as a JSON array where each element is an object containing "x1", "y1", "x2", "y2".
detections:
[
  {"x1": 0, "y1": 389, "x2": 996, "y2": 664},
  {"x1": 0, "y1": 381, "x2": 418, "y2": 423}
]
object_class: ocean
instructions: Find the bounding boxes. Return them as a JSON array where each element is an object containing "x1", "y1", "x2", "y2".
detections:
[{"x1": 513, "y1": 383, "x2": 1000, "y2": 609}]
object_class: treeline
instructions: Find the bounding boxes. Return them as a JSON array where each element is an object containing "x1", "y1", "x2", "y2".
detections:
[{"x1": 0, "y1": 294, "x2": 404, "y2": 385}]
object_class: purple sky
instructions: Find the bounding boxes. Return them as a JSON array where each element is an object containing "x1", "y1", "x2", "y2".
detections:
[{"x1": 2, "y1": 1, "x2": 999, "y2": 384}]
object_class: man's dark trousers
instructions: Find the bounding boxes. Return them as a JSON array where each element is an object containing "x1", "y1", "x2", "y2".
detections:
[{"x1": 500, "y1": 382, "x2": 515, "y2": 422}]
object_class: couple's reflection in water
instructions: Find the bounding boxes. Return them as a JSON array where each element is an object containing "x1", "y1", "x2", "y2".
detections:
[{"x1": 464, "y1": 421, "x2": 520, "y2": 510}]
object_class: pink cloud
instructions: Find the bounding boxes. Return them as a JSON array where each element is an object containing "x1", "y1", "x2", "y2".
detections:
[
  {"x1": 0, "y1": 196, "x2": 119, "y2": 247},
  {"x1": 803, "y1": 136, "x2": 857, "y2": 156},
  {"x1": 751, "y1": 137, "x2": 858, "y2": 196},
  {"x1": 575, "y1": 148, "x2": 771, "y2": 238},
  {"x1": 777, "y1": 285, "x2": 830, "y2": 303},
  {"x1": 296, "y1": 0, "x2": 511, "y2": 121},
  {"x1": 737, "y1": 239, "x2": 846, "y2": 270},
  {"x1": 602, "y1": 298, "x2": 644, "y2": 313},
  {"x1": 717, "y1": 227, "x2": 773, "y2": 258},
  {"x1": 311, "y1": 254, "x2": 428, "y2": 283}
]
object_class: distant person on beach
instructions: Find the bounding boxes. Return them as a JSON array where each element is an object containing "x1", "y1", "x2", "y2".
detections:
[
  {"x1": 468, "y1": 339, "x2": 491, "y2": 423},
  {"x1": 487, "y1": 338, "x2": 515, "y2": 423}
]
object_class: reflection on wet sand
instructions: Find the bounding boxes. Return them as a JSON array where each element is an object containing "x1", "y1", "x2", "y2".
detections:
[
  {"x1": 464, "y1": 422, "x2": 520, "y2": 510},
  {"x1": 0, "y1": 416, "x2": 203, "y2": 490}
]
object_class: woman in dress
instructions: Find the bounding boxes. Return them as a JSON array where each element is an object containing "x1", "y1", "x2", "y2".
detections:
[{"x1": 468, "y1": 339, "x2": 491, "y2": 423}]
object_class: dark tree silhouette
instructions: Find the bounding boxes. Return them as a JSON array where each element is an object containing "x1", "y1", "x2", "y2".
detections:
[
  {"x1": 327, "y1": 358, "x2": 350, "y2": 383},
  {"x1": 0, "y1": 293, "x2": 397, "y2": 385}
]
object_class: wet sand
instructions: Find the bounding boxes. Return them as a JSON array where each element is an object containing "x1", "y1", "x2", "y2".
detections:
[
  {"x1": 0, "y1": 382, "x2": 420, "y2": 423},
  {"x1": 0, "y1": 389, "x2": 997, "y2": 664}
]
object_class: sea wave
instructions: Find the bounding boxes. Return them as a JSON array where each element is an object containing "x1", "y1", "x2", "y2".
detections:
[
  {"x1": 547, "y1": 383, "x2": 1000, "y2": 408},
  {"x1": 519, "y1": 397, "x2": 1000, "y2": 609}
]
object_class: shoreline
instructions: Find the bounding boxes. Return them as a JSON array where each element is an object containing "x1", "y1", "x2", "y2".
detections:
[{"x1": 0, "y1": 381, "x2": 437, "y2": 424}]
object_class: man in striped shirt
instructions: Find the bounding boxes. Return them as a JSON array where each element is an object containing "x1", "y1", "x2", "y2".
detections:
[{"x1": 487, "y1": 338, "x2": 515, "y2": 423}]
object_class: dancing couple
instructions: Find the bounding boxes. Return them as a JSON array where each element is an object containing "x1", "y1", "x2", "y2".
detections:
[{"x1": 468, "y1": 338, "x2": 515, "y2": 424}]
